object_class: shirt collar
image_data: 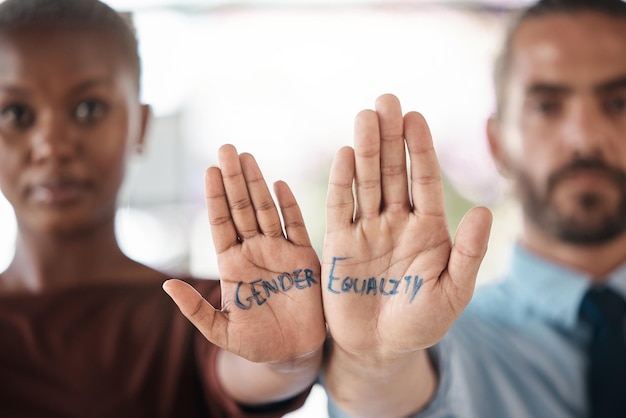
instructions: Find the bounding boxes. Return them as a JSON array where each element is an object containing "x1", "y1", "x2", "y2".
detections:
[
  {"x1": 606, "y1": 262, "x2": 626, "y2": 300},
  {"x1": 505, "y1": 243, "x2": 612, "y2": 330}
]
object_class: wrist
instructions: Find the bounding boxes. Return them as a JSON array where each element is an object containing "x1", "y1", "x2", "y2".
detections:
[
  {"x1": 266, "y1": 344, "x2": 324, "y2": 375},
  {"x1": 323, "y1": 340, "x2": 437, "y2": 418},
  {"x1": 329, "y1": 342, "x2": 427, "y2": 379},
  {"x1": 326, "y1": 335, "x2": 429, "y2": 375},
  {"x1": 217, "y1": 345, "x2": 323, "y2": 405}
]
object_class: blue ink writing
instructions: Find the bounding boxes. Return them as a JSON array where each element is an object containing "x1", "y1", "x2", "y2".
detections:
[
  {"x1": 327, "y1": 256, "x2": 424, "y2": 303},
  {"x1": 235, "y1": 268, "x2": 318, "y2": 310}
]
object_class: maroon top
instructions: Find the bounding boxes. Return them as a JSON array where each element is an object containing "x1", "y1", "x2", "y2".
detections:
[{"x1": 0, "y1": 278, "x2": 308, "y2": 417}]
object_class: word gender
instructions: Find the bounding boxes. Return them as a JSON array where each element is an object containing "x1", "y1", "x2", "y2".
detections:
[
  {"x1": 327, "y1": 257, "x2": 423, "y2": 303},
  {"x1": 234, "y1": 268, "x2": 317, "y2": 310}
]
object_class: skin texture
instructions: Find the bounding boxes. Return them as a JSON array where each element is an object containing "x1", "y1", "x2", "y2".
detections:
[
  {"x1": 323, "y1": 11, "x2": 626, "y2": 417},
  {"x1": 163, "y1": 145, "x2": 326, "y2": 403},
  {"x1": 488, "y1": 12, "x2": 626, "y2": 280},
  {"x1": 321, "y1": 94, "x2": 492, "y2": 417},
  {"x1": 163, "y1": 92, "x2": 492, "y2": 410},
  {"x1": 0, "y1": 24, "x2": 153, "y2": 293},
  {"x1": 0, "y1": 22, "x2": 323, "y2": 407}
]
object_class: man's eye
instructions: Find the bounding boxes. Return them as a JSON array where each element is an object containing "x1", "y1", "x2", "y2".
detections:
[
  {"x1": 74, "y1": 100, "x2": 107, "y2": 124},
  {"x1": 0, "y1": 104, "x2": 34, "y2": 128},
  {"x1": 533, "y1": 100, "x2": 561, "y2": 115}
]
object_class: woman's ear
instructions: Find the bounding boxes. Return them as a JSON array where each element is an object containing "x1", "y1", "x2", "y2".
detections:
[
  {"x1": 135, "y1": 104, "x2": 152, "y2": 154},
  {"x1": 486, "y1": 115, "x2": 511, "y2": 178}
]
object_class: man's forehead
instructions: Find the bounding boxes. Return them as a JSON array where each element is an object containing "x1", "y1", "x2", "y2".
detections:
[{"x1": 508, "y1": 12, "x2": 626, "y2": 87}]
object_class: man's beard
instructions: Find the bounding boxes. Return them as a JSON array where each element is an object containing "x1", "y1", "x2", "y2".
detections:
[{"x1": 516, "y1": 157, "x2": 626, "y2": 245}]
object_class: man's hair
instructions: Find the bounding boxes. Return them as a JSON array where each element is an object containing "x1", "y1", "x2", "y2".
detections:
[
  {"x1": 493, "y1": 0, "x2": 626, "y2": 119},
  {"x1": 0, "y1": 0, "x2": 140, "y2": 87}
]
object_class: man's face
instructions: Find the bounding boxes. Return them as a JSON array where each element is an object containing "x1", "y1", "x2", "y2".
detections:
[
  {"x1": 495, "y1": 12, "x2": 626, "y2": 244},
  {"x1": 0, "y1": 24, "x2": 148, "y2": 236}
]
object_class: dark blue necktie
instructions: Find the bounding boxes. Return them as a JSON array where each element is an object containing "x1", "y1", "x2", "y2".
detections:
[{"x1": 580, "y1": 287, "x2": 626, "y2": 418}]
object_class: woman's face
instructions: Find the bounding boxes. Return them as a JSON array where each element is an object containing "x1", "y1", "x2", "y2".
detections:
[{"x1": 0, "y1": 23, "x2": 149, "y2": 236}]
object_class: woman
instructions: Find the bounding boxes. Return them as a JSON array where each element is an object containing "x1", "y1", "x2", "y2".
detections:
[{"x1": 0, "y1": 0, "x2": 325, "y2": 416}]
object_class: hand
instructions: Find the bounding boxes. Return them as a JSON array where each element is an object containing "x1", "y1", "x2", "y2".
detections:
[
  {"x1": 322, "y1": 94, "x2": 492, "y2": 361},
  {"x1": 164, "y1": 145, "x2": 325, "y2": 365}
]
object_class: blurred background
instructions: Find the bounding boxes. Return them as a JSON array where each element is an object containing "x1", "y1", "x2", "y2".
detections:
[{"x1": 0, "y1": 0, "x2": 532, "y2": 415}]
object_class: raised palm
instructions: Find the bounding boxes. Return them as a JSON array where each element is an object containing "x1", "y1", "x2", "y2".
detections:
[
  {"x1": 322, "y1": 94, "x2": 492, "y2": 359},
  {"x1": 165, "y1": 145, "x2": 325, "y2": 364}
]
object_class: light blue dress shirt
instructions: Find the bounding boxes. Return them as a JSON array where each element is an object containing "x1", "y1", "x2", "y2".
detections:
[{"x1": 327, "y1": 244, "x2": 626, "y2": 418}]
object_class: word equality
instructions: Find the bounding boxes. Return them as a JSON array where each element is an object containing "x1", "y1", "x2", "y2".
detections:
[
  {"x1": 326, "y1": 257, "x2": 424, "y2": 303},
  {"x1": 235, "y1": 269, "x2": 317, "y2": 310}
]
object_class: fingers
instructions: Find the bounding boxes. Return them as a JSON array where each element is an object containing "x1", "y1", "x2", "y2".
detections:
[
  {"x1": 274, "y1": 180, "x2": 313, "y2": 247},
  {"x1": 205, "y1": 144, "x2": 281, "y2": 244},
  {"x1": 216, "y1": 145, "x2": 260, "y2": 241},
  {"x1": 239, "y1": 153, "x2": 283, "y2": 239},
  {"x1": 326, "y1": 146, "x2": 356, "y2": 232},
  {"x1": 205, "y1": 165, "x2": 238, "y2": 254},
  {"x1": 444, "y1": 206, "x2": 493, "y2": 306},
  {"x1": 206, "y1": 144, "x2": 308, "y2": 247},
  {"x1": 404, "y1": 111, "x2": 445, "y2": 217},
  {"x1": 353, "y1": 94, "x2": 425, "y2": 219},
  {"x1": 376, "y1": 94, "x2": 410, "y2": 213},
  {"x1": 162, "y1": 279, "x2": 229, "y2": 348},
  {"x1": 353, "y1": 109, "x2": 382, "y2": 219}
]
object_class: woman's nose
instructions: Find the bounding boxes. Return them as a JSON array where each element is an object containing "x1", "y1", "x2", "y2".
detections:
[{"x1": 30, "y1": 113, "x2": 78, "y2": 163}]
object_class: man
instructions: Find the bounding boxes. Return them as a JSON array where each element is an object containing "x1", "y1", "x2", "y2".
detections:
[{"x1": 321, "y1": 0, "x2": 626, "y2": 417}]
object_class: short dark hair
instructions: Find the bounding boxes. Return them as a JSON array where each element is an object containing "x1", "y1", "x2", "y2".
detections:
[
  {"x1": 493, "y1": 0, "x2": 626, "y2": 119},
  {"x1": 0, "y1": 0, "x2": 140, "y2": 88}
]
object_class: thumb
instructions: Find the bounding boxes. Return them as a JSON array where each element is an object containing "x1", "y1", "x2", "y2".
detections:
[
  {"x1": 443, "y1": 206, "x2": 492, "y2": 308},
  {"x1": 163, "y1": 279, "x2": 229, "y2": 348}
]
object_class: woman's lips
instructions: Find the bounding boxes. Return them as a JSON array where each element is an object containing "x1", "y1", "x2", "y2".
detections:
[{"x1": 29, "y1": 180, "x2": 89, "y2": 206}]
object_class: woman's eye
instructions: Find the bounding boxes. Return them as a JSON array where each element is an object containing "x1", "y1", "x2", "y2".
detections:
[
  {"x1": 74, "y1": 100, "x2": 107, "y2": 124},
  {"x1": 0, "y1": 104, "x2": 34, "y2": 128}
]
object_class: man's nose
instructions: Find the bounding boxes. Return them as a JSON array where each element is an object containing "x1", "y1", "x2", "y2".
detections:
[{"x1": 561, "y1": 98, "x2": 615, "y2": 157}]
